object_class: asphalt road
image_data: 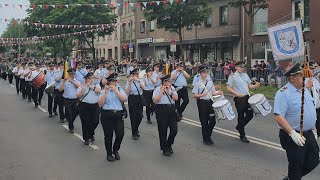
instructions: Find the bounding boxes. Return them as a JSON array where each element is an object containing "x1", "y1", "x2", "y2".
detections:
[{"x1": 0, "y1": 78, "x2": 319, "y2": 180}]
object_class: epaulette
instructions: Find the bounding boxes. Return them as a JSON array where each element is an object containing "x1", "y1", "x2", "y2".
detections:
[{"x1": 280, "y1": 86, "x2": 288, "y2": 92}]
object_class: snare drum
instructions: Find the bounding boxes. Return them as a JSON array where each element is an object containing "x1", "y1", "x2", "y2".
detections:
[
  {"x1": 32, "y1": 72, "x2": 45, "y2": 89},
  {"x1": 212, "y1": 100, "x2": 235, "y2": 121},
  {"x1": 212, "y1": 93, "x2": 225, "y2": 102},
  {"x1": 248, "y1": 94, "x2": 272, "y2": 116},
  {"x1": 45, "y1": 81, "x2": 56, "y2": 97}
]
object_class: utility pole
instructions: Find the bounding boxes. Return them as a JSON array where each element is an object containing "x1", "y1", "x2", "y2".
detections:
[{"x1": 129, "y1": 0, "x2": 133, "y2": 60}]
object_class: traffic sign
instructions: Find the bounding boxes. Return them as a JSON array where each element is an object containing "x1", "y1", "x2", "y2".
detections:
[
  {"x1": 170, "y1": 39, "x2": 176, "y2": 45},
  {"x1": 170, "y1": 45, "x2": 176, "y2": 52},
  {"x1": 129, "y1": 48, "x2": 134, "y2": 53}
]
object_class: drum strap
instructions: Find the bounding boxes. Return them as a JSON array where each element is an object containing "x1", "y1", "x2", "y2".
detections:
[
  {"x1": 173, "y1": 72, "x2": 181, "y2": 86},
  {"x1": 200, "y1": 81, "x2": 208, "y2": 94}
]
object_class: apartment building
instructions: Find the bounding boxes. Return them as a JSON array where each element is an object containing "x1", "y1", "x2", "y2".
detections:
[
  {"x1": 135, "y1": 0, "x2": 242, "y2": 62},
  {"x1": 250, "y1": 0, "x2": 320, "y2": 63}
]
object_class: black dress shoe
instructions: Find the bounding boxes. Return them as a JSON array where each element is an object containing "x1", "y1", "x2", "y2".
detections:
[
  {"x1": 137, "y1": 131, "x2": 140, "y2": 137},
  {"x1": 132, "y1": 135, "x2": 139, "y2": 140},
  {"x1": 90, "y1": 136, "x2": 95, "y2": 142},
  {"x1": 38, "y1": 101, "x2": 41, "y2": 105},
  {"x1": 49, "y1": 114, "x2": 53, "y2": 117},
  {"x1": 107, "y1": 155, "x2": 116, "y2": 162},
  {"x1": 84, "y1": 140, "x2": 90, "y2": 145},
  {"x1": 168, "y1": 147, "x2": 174, "y2": 154},
  {"x1": 240, "y1": 136, "x2": 250, "y2": 143},
  {"x1": 60, "y1": 119, "x2": 64, "y2": 123},
  {"x1": 34, "y1": 105, "x2": 38, "y2": 108},
  {"x1": 208, "y1": 138, "x2": 214, "y2": 145},
  {"x1": 69, "y1": 129, "x2": 75, "y2": 133},
  {"x1": 28, "y1": 100, "x2": 31, "y2": 102},
  {"x1": 163, "y1": 150, "x2": 171, "y2": 156},
  {"x1": 113, "y1": 151, "x2": 120, "y2": 160},
  {"x1": 203, "y1": 140, "x2": 213, "y2": 146},
  {"x1": 147, "y1": 119, "x2": 152, "y2": 124},
  {"x1": 54, "y1": 112, "x2": 58, "y2": 116}
]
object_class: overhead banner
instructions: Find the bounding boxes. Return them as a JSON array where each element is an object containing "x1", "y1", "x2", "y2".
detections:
[{"x1": 268, "y1": 20, "x2": 304, "y2": 61}]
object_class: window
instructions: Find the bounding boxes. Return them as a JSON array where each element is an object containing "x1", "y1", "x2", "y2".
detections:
[
  {"x1": 122, "y1": 23, "x2": 126, "y2": 39},
  {"x1": 150, "y1": 20, "x2": 155, "y2": 31},
  {"x1": 140, "y1": 20, "x2": 146, "y2": 33},
  {"x1": 220, "y1": 6, "x2": 228, "y2": 25},
  {"x1": 252, "y1": 43, "x2": 267, "y2": 59},
  {"x1": 253, "y1": 8, "x2": 268, "y2": 34},
  {"x1": 292, "y1": 0, "x2": 310, "y2": 29},
  {"x1": 205, "y1": 14, "x2": 212, "y2": 27}
]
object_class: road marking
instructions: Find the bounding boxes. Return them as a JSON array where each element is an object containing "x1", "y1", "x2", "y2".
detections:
[
  {"x1": 37, "y1": 106, "x2": 48, "y2": 113},
  {"x1": 10, "y1": 84, "x2": 15, "y2": 88},
  {"x1": 62, "y1": 125, "x2": 100, "y2": 150},
  {"x1": 182, "y1": 117, "x2": 285, "y2": 152}
]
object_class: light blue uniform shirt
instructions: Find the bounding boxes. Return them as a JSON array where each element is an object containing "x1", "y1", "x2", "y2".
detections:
[
  {"x1": 101, "y1": 68, "x2": 109, "y2": 78},
  {"x1": 226, "y1": 72, "x2": 252, "y2": 95},
  {"x1": 152, "y1": 86, "x2": 178, "y2": 105},
  {"x1": 54, "y1": 71, "x2": 63, "y2": 89},
  {"x1": 46, "y1": 70, "x2": 55, "y2": 84},
  {"x1": 126, "y1": 66, "x2": 134, "y2": 76},
  {"x1": 171, "y1": 70, "x2": 187, "y2": 87},
  {"x1": 152, "y1": 71, "x2": 162, "y2": 87},
  {"x1": 62, "y1": 78, "x2": 81, "y2": 99},
  {"x1": 125, "y1": 80, "x2": 144, "y2": 95},
  {"x1": 100, "y1": 86, "x2": 127, "y2": 111},
  {"x1": 77, "y1": 84, "x2": 101, "y2": 104},
  {"x1": 142, "y1": 77, "x2": 155, "y2": 91},
  {"x1": 274, "y1": 82, "x2": 316, "y2": 131},
  {"x1": 192, "y1": 79, "x2": 216, "y2": 100},
  {"x1": 75, "y1": 68, "x2": 88, "y2": 84},
  {"x1": 192, "y1": 74, "x2": 212, "y2": 86}
]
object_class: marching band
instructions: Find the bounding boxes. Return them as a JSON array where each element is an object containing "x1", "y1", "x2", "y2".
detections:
[{"x1": 0, "y1": 58, "x2": 319, "y2": 179}]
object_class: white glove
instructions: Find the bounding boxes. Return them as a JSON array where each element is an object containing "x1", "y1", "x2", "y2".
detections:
[
  {"x1": 289, "y1": 130, "x2": 306, "y2": 146},
  {"x1": 312, "y1": 129, "x2": 318, "y2": 140}
]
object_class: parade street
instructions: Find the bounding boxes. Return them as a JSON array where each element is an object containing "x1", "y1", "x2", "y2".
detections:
[{"x1": 0, "y1": 78, "x2": 319, "y2": 180}]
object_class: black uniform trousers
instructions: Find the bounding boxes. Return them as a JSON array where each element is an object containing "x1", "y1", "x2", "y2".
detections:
[
  {"x1": 279, "y1": 129, "x2": 319, "y2": 180},
  {"x1": 32, "y1": 84, "x2": 45, "y2": 106},
  {"x1": 78, "y1": 102, "x2": 99, "y2": 141},
  {"x1": 25, "y1": 81, "x2": 32, "y2": 101},
  {"x1": 175, "y1": 86, "x2": 189, "y2": 116},
  {"x1": 47, "y1": 92, "x2": 57, "y2": 115},
  {"x1": 101, "y1": 110, "x2": 124, "y2": 155},
  {"x1": 234, "y1": 95, "x2": 253, "y2": 137},
  {"x1": 197, "y1": 99, "x2": 216, "y2": 141},
  {"x1": 20, "y1": 78, "x2": 26, "y2": 98},
  {"x1": 128, "y1": 95, "x2": 144, "y2": 136},
  {"x1": 8, "y1": 73, "x2": 13, "y2": 84},
  {"x1": 143, "y1": 90, "x2": 155, "y2": 120},
  {"x1": 1, "y1": 72, "x2": 7, "y2": 81},
  {"x1": 155, "y1": 104, "x2": 178, "y2": 151},
  {"x1": 54, "y1": 89, "x2": 65, "y2": 120},
  {"x1": 64, "y1": 98, "x2": 78, "y2": 131},
  {"x1": 316, "y1": 109, "x2": 320, "y2": 136},
  {"x1": 14, "y1": 75, "x2": 20, "y2": 94}
]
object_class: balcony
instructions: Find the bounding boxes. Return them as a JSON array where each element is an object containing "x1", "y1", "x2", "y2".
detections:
[{"x1": 253, "y1": 21, "x2": 268, "y2": 35}]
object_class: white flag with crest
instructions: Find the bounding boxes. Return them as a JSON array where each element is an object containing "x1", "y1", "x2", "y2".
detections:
[{"x1": 268, "y1": 20, "x2": 304, "y2": 61}]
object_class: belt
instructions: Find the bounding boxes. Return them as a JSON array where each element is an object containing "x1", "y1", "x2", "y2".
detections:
[
  {"x1": 156, "y1": 104, "x2": 174, "y2": 107},
  {"x1": 144, "y1": 90, "x2": 154, "y2": 92},
  {"x1": 102, "y1": 109, "x2": 122, "y2": 113},
  {"x1": 280, "y1": 129, "x2": 313, "y2": 136},
  {"x1": 129, "y1": 94, "x2": 140, "y2": 96},
  {"x1": 64, "y1": 98, "x2": 78, "y2": 101},
  {"x1": 199, "y1": 99, "x2": 212, "y2": 102}
]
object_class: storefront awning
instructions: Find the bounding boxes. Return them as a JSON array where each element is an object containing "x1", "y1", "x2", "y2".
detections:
[{"x1": 149, "y1": 35, "x2": 240, "y2": 47}]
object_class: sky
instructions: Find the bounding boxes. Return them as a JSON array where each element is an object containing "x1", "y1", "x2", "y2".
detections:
[{"x1": 0, "y1": 0, "x2": 30, "y2": 35}]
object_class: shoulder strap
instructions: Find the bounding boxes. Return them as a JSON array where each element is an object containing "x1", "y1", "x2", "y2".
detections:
[
  {"x1": 79, "y1": 86, "x2": 91, "y2": 102},
  {"x1": 132, "y1": 81, "x2": 142, "y2": 95},
  {"x1": 173, "y1": 71, "x2": 182, "y2": 85},
  {"x1": 164, "y1": 91, "x2": 174, "y2": 106},
  {"x1": 200, "y1": 80, "x2": 209, "y2": 94}
]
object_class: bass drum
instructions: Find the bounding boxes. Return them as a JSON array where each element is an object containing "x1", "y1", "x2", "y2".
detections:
[{"x1": 32, "y1": 72, "x2": 45, "y2": 89}]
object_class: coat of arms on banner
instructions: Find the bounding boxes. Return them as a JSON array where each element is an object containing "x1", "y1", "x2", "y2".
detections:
[{"x1": 268, "y1": 21, "x2": 304, "y2": 61}]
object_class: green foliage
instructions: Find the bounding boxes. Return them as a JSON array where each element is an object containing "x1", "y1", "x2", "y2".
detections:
[
  {"x1": 25, "y1": 0, "x2": 117, "y2": 60},
  {"x1": 141, "y1": 0, "x2": 211, "y2": 33},
  {"x1": 140, "y1": 0, "x2": 211, "y2": 60},
  {"x1": 229, "y1": 0, "x2": 269, "y2": 17}
]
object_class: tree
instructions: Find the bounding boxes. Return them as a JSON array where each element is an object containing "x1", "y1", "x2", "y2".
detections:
[
  {"x1": 1, "y1": 20, "x2": 28, "y2": 58},
  {"x1": 26, "y1": 0, "x2": 117, "y2": 67},
  {"x1": 229, "y1": 0, "x2": 269, "y2": 74},
  {"x1": 141, "y1": 0, "x2": 211, "y2": 61}
]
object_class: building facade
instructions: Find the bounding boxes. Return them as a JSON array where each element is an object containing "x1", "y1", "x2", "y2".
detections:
[
  {"x1": 135, "y1": 0, "x2": 242, "y2": 63},
  {"x1": 250, "y1": 0, "x2": 320, "y2": 64}
]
